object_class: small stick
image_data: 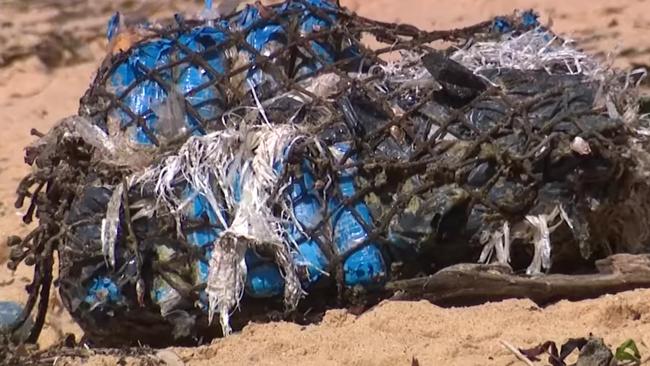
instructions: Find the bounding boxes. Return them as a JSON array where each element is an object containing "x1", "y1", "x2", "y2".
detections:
[
  {"x1": 30, "y1": 128, "x2": 45, "y2": 137},
  {"x1": 500, "y1": 340, "x2": 535, "y2": 366}
]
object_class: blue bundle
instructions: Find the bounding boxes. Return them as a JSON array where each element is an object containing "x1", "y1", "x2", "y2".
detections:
[{"x1": 83, "y1": 0, "x2": 386, "y2": 317}]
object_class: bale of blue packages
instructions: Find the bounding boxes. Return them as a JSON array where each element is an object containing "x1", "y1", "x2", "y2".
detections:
[{"x1": 6, "y1": 0, "x2": 650, "y2": 347}]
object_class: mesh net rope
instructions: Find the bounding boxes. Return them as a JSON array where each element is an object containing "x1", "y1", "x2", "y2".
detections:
[{"x1": 6, "y1": 0, "x2": 650, "y2": 346}]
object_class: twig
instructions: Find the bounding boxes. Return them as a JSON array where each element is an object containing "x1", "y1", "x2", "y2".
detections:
[{"x1": 500, "y1": 340, "x2": 536, "y2": 366}]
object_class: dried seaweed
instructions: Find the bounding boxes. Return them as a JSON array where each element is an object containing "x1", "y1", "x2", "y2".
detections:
[{"x1": 518, "y1": 336, "x2": 640, "y2": 366}]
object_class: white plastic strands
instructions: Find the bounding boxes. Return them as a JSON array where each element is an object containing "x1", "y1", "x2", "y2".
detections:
[
  {"x1": 130, "y1": 121, "x2": 308, "y2": 334},
  {"x1": 478, "y1": 221, "x2": 511, "y2": 266},
  {"x1": 373, "y1": 50, "x2": 437, "y2": 92},
  {"x1": 450, "y1": 29, "x2": 603, "y2": 78},
  {"x1": 480, "y1": 205, "x2": 573, "y2": 275},
  {"x1": 100, "y1": 184, "x2": 123, "y2": 269},
  {"x1": 525, "y1": 214, "x2": 553, "y2": 276}
]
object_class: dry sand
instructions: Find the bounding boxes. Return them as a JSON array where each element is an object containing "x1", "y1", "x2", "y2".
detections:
[{"x1": 1, "y1": 0, "x2": 650, "y2": 365}]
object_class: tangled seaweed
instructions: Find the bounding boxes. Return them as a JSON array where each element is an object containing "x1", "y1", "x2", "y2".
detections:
[{"x1": 5, "y1": 0, "x2": 650, "y2": 348}]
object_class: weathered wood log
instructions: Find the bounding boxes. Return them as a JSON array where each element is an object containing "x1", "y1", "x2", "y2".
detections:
[{"x1": 386, "y1": 254, "x2": 650, "y2": 306}]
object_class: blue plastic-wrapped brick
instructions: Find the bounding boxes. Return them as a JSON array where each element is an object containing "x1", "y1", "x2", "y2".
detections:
[
  {"x1": 176, "y1": 24, "x2": 230, "y2": 134},
  {"x1": 236, "y1": 4, "x2": 288, "y2": 89},
  {"x1": 245, "y1": 253, "x2": 287, "y2": 298},
  {"x1": 109, "y1": 39, "x2": 172, "y2": 145},
  {"x1": 235, "y1": 0, "x2": 342, "y2": 89},
  {"x1": 329, "y1": 143, "x2": 387, "y2": 287},
  {"x1": 293, "y1": 0, "x2": 340, "y2": 78},
  {"x1": 107, "y1": 19, "x2": 230, "y2": 144}
]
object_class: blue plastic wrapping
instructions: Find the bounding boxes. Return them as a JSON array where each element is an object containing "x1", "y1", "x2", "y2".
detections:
[
  {"x1": 329, "y1": 143, "x2": 386, "y2": 287},
  {"x1": 492, "y1": 10, "x2": 541, "y2": 35},
  {"x1": 492, "y1": 17, "x2": 513, "y2": 33},
  {"x1": 110, "y1": 39, "x2": 172, "y2": 145},
  {"x1": 108, "y1": 0, "x2": 345, "y2": 138},
  {"x1": 521, "y1": 10, "x2": 540, "y2": 28},
  {"x1": 107, "y1": 12, "x2": 121, "y2": 42},
  {"x1": 176, "y1": 24, "x2": 230, "y2": 134},
  {"x1": 108, "y1": 24, "x2": 229, "y2": 144},
  {"x1": 84, "y1": 276, "x2": 124, "y2": 309},
  {"x1": 293, "y1": 0, "x2": 339, "y2": 77},
  {"x1": 236, "y1": 0, "x2": 341, "y2": 88},
  {"x1": 245, "y1": 254, "x2": 286, "y2": 298},
  {"x1": 236, "y1": 4, "x2": 287, "y2": 88},
  {"x1": 185, "y1": 189, "x2": 222, "y2": 287}
]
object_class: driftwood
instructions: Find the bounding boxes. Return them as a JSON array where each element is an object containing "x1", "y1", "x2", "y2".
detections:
[{"x1": 386, "y1": 254, "x2": 650, "y2": 306}]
